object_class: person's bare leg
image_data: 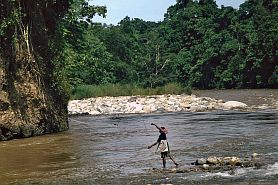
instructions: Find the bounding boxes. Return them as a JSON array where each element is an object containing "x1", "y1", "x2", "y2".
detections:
[
  {"x1": 169, "y1": 156, "x2": 179, "y2": 166},
  {"x1": 162, "y1": 157, "x2": 166, "y2": 168}
]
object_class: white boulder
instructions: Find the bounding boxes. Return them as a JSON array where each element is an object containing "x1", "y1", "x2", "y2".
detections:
[{"x1": 222, "y1": 101, "x2": 247, "y2": 109}]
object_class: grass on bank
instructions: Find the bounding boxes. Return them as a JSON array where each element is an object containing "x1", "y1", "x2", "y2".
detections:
[{"x1": 70, "y1": 83, "x2": 192, "y2": 100}]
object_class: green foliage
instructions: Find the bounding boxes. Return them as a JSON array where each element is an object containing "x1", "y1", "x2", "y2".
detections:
[
  {"x1": 62, "y1": 27, "x2": 115, "y2": 86},
  {"x1": 58, "y1": 0, "x2": 278, "y2": 96},
  {"x1": 51, "y1": 1, "x2": 110, "y2": 88},
  {"x1": 66, "y1": 0, "x2": 106, "y2": 23},
  {"x1": 0, "y1": 7, "x2": 20, "y2": 36},
  {"x1": 71, "y1": 83, "x2": 191, "y2": 99}
]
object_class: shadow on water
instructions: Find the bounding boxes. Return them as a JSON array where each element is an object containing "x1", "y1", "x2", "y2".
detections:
[{"x1": 0, "y1": 109, "x2": 277, "y2": 185}]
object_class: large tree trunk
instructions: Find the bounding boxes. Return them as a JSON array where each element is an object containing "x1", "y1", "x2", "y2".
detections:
[{"x1": 0, "y1": 1, "x2": 69, "y2": 141}]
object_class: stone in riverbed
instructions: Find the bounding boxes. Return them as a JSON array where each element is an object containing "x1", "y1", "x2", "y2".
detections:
[
  {"x1": 222, "y1": 101, "x2": 247, "y2": 109},
  {"x1": 68, "y1": 94, "x2": 252, "y2": 116},
  {"x1": 165, "y1": 154, "x2": 264, "y2": 174},
  {"x1": 207, "y1": 156, "x2": 221, "y2": 165},
  {"x1": 195, "y1": 158, "x2": 207, "y2": 165},
  {"x1": 89, "y1": 110, "x2": 101, "y2": 115},
  {"x1": 223, "y1": 157, "x2": 241, "y2": 166},
  {"x1": 194, "y1": 154, "x2": 260, "y2": 167}
]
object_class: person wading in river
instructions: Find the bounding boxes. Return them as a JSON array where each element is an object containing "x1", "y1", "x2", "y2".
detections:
[{"x1": 147, "y1": 123, "x2": 179, "y2": 168}]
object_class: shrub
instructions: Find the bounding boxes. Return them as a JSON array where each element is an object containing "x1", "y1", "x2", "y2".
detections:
[{"x1": 70, "y1": 83, "x2": 192, "y2": 99}]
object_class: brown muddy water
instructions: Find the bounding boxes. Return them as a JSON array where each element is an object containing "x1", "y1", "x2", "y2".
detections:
[{"x1": 0, "y1": 90, "x2": 277, "y2": 185}]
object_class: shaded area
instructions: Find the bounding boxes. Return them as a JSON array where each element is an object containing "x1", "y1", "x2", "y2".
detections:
[{"x1": 0, "y1": 1, "x2": 69, "y2": 141}]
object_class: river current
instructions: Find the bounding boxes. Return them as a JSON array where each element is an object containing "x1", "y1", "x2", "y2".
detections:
[{"x1": 0, "y1": 109, "x2": 277, "y2": 185}]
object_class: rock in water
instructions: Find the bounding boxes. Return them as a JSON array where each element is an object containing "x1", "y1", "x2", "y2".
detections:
[
  {"x1": 156, "y1": 154, "x2": 264, "y2": 174},
  {"x1": 222, "y1": 101, "x2": 247, "y2": 109},
  {"x1": 68, "y1": 95, "x2": 251, "y2": 116},
  {"x1": 195, "y1": 158, "x2": 207, "y2": 165},
  {"x1": 193, "y1": 154, "x2": 262, "y2": 168},
  {"x1": 206, "y1": 156, "x2": 221, "y2": 165}
]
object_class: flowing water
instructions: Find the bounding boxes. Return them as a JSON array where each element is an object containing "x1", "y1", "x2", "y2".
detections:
[
  {"x1": 0, "y1": 109, "x2": 277, "y2": 185},
  {"x1": 1, "y1": 89, "x2": 278, "y2": 185}
]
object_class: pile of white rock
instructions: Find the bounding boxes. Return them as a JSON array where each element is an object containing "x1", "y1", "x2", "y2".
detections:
[
  {"x1": 193, "y1": 153, "x2": 261, "y2": 168},
  {"x1": 154, "y1": 153, "x2": 262, "y2": 174},
  {"x1": 68, "y1": 94, "x2": 248, "y2": 115}
]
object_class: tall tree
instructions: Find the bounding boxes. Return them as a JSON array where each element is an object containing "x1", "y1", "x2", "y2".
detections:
[
  {"x1": 58, "y1": 0, "x2": 277, "y2": 90},
  {"x1": 237, "y1": 0, "x2": 278, "y2": 87}
]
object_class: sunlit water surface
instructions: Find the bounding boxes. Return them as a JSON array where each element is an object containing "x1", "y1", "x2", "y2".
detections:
[{"x1": 0, "y1": 109, "x2": 277, "y2": 185}]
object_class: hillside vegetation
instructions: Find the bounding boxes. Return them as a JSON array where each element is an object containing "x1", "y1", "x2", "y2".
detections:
[{"x1": 60, "y1": 0, "x2": 277, "y2": 98}]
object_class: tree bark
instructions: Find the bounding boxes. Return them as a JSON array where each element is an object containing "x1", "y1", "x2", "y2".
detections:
[{"x1": 0, "y1": 1, "x2": 69, "y2": 141}]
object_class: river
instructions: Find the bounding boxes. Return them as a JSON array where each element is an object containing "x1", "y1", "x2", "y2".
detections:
[{"x1": 0, "y1": 90, "x2": 277, "y2": 185}]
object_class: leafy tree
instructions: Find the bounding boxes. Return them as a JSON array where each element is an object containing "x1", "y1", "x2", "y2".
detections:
[
  {"x1": 237, "y1": 0, "x2": 278, "y2": 88},
  {"x1": 61, "y1": 0, "x2": 277, "y2": 90}
]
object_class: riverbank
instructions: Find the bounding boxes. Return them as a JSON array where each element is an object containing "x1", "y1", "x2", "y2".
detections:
[{"x1": 68, "y1": 89, "x2": 278, "y2": 115}]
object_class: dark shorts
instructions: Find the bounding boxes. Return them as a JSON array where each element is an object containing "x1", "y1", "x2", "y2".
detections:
[{"x1": 161, "y1": 151, "x2": 170, "y2": 158}]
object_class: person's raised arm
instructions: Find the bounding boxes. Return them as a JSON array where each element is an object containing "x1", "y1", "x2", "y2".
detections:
[{"x1": 151, "y1": 123, "x2": 162, "y2": 132}]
